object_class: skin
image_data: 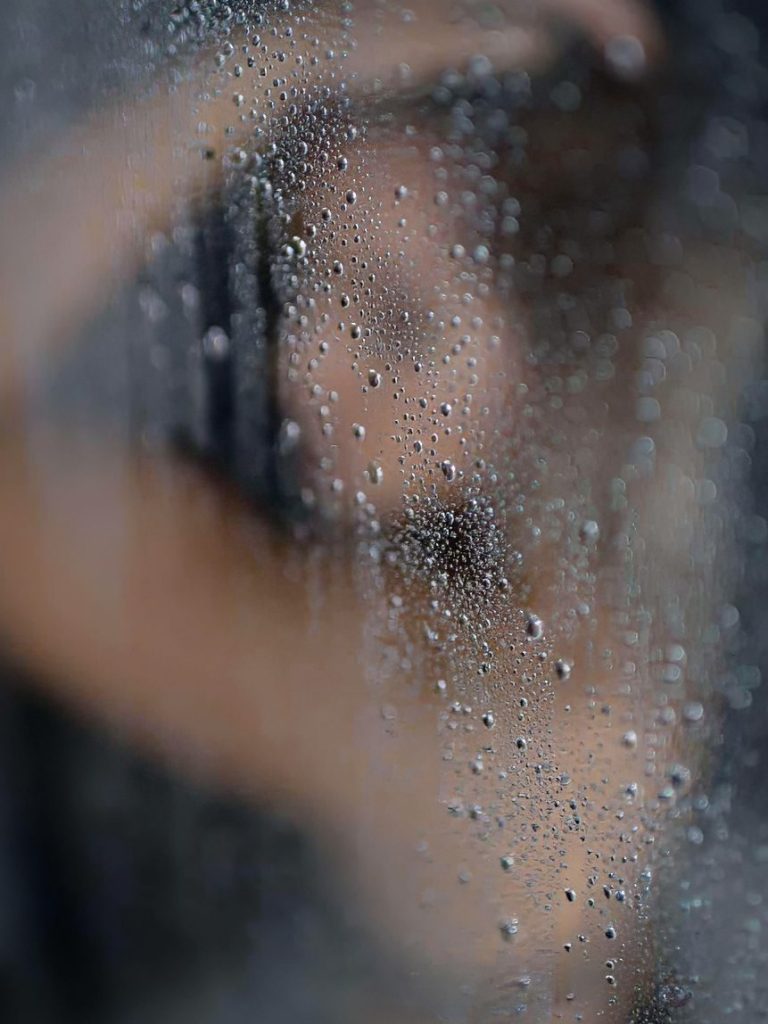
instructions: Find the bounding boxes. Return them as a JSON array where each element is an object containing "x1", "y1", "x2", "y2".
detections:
[{"x1": 0, "y1": 1, "x2": 750, "y2": 1020}]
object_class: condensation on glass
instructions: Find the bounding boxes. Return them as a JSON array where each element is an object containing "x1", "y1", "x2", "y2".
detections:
[{"x1": 2, "y1": 1, "x2": 768, "y2": 1022}]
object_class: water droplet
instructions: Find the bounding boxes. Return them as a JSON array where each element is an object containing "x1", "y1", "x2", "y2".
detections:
[
  {"x1": 683, "y1": 701, "x2": 704, "y2": 723},
  {"x1": 580, "y1": 519, "x2": 600, "y2": 544},
  {"x1": 279, "y1": 418, "x2": 301, "y2": 453},
  {"x1": 526, "y1": 615, "x2": 544, "y2": 640},
  {"x1": 202, "y1": 326, "x2": 230, "y2": 360},
  {"x1": 697, "y1": 416, "x2": 728, "y2": 449},
  {"x1": 604, "y1": 34, "x2": 647, "y2": 81}
]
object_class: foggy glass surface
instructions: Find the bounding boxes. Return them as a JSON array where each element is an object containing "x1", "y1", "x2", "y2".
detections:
[{"x1": 2, "y1": 1, "x2": 768, "y2": 1022}]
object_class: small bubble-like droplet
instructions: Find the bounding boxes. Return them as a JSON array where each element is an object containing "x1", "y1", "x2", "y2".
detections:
[
  {"x1": 367, "y1": 461, "x2": 383, "y2": 485},
  {"x1": 526, "y1": 615, "x2": 544, "y2": 640},
  {"x1": 555, "y1": 659, "x2": 572, "y2": 680}
]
